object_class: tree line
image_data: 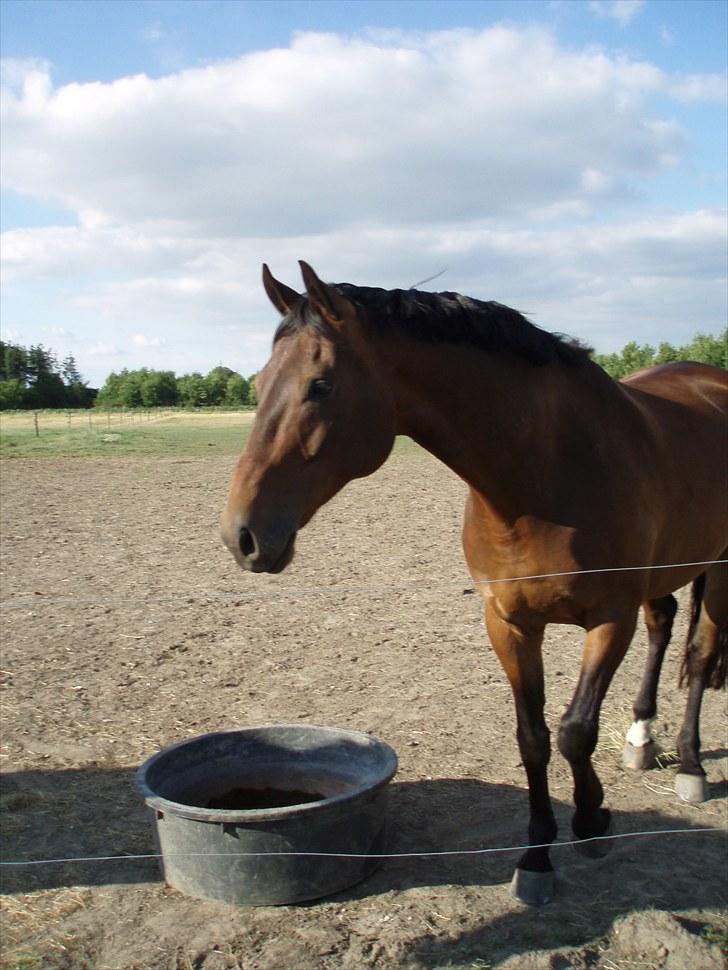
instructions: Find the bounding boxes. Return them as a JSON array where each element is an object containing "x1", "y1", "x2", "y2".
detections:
[
  {"x1": 1, "y1": 330, "x2": 725, "y2": 410},
  {"x1": 0, "y1": 341, "x2": 95, "y2": 410},
  {"x1": 592, "y1": 331, "x2": 726, "y2": 378},
  {"x1": 94, "y1": 366, "x2": 257, "y2": 409}
]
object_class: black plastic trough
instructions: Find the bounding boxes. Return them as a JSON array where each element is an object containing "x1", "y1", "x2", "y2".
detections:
[{"x1": 136, "y1": 724, "x2": 398, "y2": 905}]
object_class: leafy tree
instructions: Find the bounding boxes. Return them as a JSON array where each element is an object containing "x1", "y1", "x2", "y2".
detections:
[
  {"x1": 0, "y1": 379, "x2": 25, "y2": 409},
  {"x1": 117, "y1": 369, "x2": 145, "y2": 408},
  {"x1": 205, "y1": 366, "x2": 236, "y2": 406},
  {"x1": 654, "y1": 342, "x2": 679, "y2": 365},
  {"x1": 26, "y1": 345, "x2": 57, "y2": 386},
  {"x1": 246, "y1": 374, "x2": 258, "y2": 407},
  {"x1": 1, "y1": 341, "x2": 29, "y2": 382},
  {"x1": 177, "y1": 372, "x2": 208, "y2": 407},
  {"x1": 593, "y1": 351, "x2": 622, "y2": 378},
  {"x1": 61, "y1": 354, "x2": 83, "y2": 385},
  {"x1": 141, "y1": 370, "x2": 178, "y2": 407},
  {"x1": 0, "y1": 340, "x2": 95, "y2": 409},
  {"x1": 96, "y1": 368, "x2": 180, "y2": 408},
  {"x1": 66, "y1": 381, "x2": 95, "y2": 407},
  {"x1": 97, "y1": 368, "x2": 189, "y2": 407},
  {"x1": 95, "y1": 371, "x2": 124, "y2": 408},
  {"x1": 25, "y1": 371, "x2": 68, "y2": 409},
  {"x1": 594, "y1": 328, "x2": 727, "y2": 378},
  {"x1": 224, "y1": 373, "x2": 250, "y2": 407},
  {"x1": 683, "y1": 332, "x2": 727, "y2": 369},
  {"x1": 621, "y1": 342, "x2": 656, "y2": 375}
]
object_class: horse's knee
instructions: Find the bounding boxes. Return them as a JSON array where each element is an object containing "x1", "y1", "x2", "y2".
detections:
[
  {"x1": 516, "y1": 721, "x2": 551, "y2": 767},
  {"x1": 680, "y1": 635, "x2": 724, "y2": 689},
  {"x1": 557, "y1": 717, "x2": 597, "y2": 764},
  {"x1": 655, "y1": 594, "x2": 678, "y2": 629}
]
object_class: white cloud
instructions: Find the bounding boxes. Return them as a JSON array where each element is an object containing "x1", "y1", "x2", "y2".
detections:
[
  {"x1": 0, "y1": 224, "x2": 200, "y2": 283},
  {"x1": 142, "y1": 22, "x2": 165, "y2": 44},
  {"x1": 667, "y1": 74, "x2": 727, "y2": 104},
  {"x1": 35, "y1": 208, "x2": 723, "y2": 358},
  {"x1": 1, "y1": 26, "x2": 717, "y2": 238},
  {"x1": 132, "y1": 333, "x2": 164, "y2": 347},
  {"x1": 589, "y1": 1, "x2": 645, "y2": 27},
  {"x1": 139, "y1": 20, "x2": 186, "y2": 73},
  {"x1": 87, "y1": 341, "x2": 123, "y2": 357},
  {"x1": 0, "y1": 25, "x2": 725, "y2": 384},
  {"x1": 1, "y1": 57, "x2": 52, "y2": 87}
]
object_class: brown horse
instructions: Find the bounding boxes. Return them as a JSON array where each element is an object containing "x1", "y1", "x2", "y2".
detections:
[{"x1": 221, "y1": 262, "x2": 728, "y2": 905}]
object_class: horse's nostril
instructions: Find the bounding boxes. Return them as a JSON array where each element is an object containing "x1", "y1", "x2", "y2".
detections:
[{"x1": 239, "y1": 527, "x2": 257, "y2": 559}]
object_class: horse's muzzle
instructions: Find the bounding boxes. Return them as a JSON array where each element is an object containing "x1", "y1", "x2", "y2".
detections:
[{"x1": 221, "y1": 517, "x2": 296, "y2": 574}]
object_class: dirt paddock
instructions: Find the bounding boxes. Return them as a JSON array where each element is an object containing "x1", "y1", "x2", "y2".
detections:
[{"x1": 1, "y1": 448, "x2": 726, "y2": 969}]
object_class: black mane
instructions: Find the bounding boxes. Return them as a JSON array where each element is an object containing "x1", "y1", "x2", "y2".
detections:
[{"x1": 275, "y1": 283, "x2": 591, "y2": 366}]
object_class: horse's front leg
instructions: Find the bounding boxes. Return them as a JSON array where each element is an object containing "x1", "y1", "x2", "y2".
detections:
[
  {"x1": 558, "y1": 609, "x2": 638, "y2": 849},
  {"x1": 485, "y1": 606, "x2": 556, "y2": 906}
]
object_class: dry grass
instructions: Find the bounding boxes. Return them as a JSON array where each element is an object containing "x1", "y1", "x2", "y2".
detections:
[{"x1": 0, "y1": 888, "x2": 92, "y2": 969}]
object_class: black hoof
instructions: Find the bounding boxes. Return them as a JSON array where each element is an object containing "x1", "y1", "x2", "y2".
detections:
[
  {"x1": 510, "y1": 868, "x2": 555, "y2": 906},
  {"x1": 574, "y1": 816, "x2": 615, "y2": 858}
]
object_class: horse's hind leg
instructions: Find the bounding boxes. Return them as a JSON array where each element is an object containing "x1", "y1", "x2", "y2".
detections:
[
  {"x1": 558, "y1": 607, "x2": 639, "y2": 852},
  {"x1": 623, "y1": 594, "x2": 678, "y2": 770},
  {"x1": 675, "y1": 561, "x2": 728, "y2": 803}
]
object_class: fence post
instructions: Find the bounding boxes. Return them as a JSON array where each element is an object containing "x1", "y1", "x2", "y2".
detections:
[{"x1": 34, "y1": 412, "x2": 39, "y2": 438}]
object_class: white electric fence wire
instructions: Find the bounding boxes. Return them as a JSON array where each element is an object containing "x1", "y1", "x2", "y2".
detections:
[
  {"x1": 1, "y1": 559, "x2": 726, "y2": 609},
  {"x1": 1, "y1": 826, "x2": 726, "y2": 868}
]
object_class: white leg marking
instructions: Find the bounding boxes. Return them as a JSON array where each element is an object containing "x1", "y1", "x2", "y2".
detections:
[{"x1": 626, "y1": 719, "x2": 653, "y2": 748}]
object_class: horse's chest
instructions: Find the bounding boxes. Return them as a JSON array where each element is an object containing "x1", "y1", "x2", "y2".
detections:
[{"x1": 483, "y1": 581, "x2": 583, "y2": 628}]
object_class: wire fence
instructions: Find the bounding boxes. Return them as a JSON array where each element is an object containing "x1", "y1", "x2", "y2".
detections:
[
  {"x1": 1, "y1": 559, "x2": 725, "y2": 610},
  {"x1": 2, "y1": 826, "x2": 726, "y2": 870}
]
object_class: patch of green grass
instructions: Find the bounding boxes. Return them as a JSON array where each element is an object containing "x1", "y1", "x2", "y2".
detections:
[
  {"x1": 3, "y1": 951, "x2": 45, "y2": 970},
  {"x1": 0, "y1": 421, "x2": 252, "y2": 459},
  {"x1": 0, "y1": 409, "x2": 425, "y2": 460},
  {"x1": 702, "y1": 923, "x2": 728, "y2": 956}
]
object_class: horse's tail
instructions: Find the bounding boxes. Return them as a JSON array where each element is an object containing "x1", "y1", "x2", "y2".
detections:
[
  {"x1": 710, "y1": 623, "x2": 728, "y2": 690},
  {"x1": 679, "y1": 572, "x2": 728, "y2": 690}
]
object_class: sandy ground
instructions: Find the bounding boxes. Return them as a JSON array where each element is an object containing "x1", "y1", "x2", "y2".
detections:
[{"x1": 1, "y1": 449, "x2": 726, "y2": 970}]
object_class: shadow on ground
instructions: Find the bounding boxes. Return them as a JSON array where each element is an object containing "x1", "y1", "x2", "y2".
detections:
[
  {"x1": 1, "y1": 766, "x2": 156, "y2": 892},
  {"x1": 379, "y1": 777, "x2": 727, "y2": 969},
  {"x1": 2, "y1": 764, "x2": 725, "y2": 943}
]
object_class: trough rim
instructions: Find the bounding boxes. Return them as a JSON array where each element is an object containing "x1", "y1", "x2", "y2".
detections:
[{"x1": 135, "y1": 723, "x2": 398, "y2": 823}]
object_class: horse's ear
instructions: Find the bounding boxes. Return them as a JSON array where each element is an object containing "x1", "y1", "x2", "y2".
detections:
[
  {"x1": 299, "y1": 261, "x2": 350, "y2": 324},
  {"x1": 262, "y1": 264, "x2": 301, "y2": 315}
]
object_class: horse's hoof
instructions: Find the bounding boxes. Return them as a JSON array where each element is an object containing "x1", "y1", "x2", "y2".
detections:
[
  {"x1": 509, "y1": 868, "x2": 555, "y2": 906},
  {"x1": 574, "y1": 817, "x2": 615, "y2": 858},
  {"x1": 622, "y1": 739, "x2": 658, "y2": 771},
  {"x1": 675, "y1": 772, "x2": 708, "y2": 803}
]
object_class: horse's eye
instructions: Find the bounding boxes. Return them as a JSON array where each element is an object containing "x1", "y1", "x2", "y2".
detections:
[{"x1": 307, "y1": 378, "x2": 333, "y2": 401}]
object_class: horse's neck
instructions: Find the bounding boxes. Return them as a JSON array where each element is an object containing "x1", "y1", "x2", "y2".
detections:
[{"x1": 385, "y1": 338, "x2": 614, "y2": 522}]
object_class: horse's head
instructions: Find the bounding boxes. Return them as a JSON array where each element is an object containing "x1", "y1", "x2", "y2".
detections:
[{"x1": 221, "y1": 261, "x2": 396, "y2": 572}]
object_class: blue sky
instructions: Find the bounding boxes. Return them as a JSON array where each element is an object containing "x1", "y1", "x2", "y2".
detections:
[{"x1": 1, "y1": 0, "x2": 726, "y2": 386}]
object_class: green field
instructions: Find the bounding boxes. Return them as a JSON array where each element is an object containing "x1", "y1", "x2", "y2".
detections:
[
  {"x1": 0, "y1": 409, "x2": 256, "y2": 458},
  {"x1": 0, "y1": 409, "x2": 423, "y2": 459}
]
